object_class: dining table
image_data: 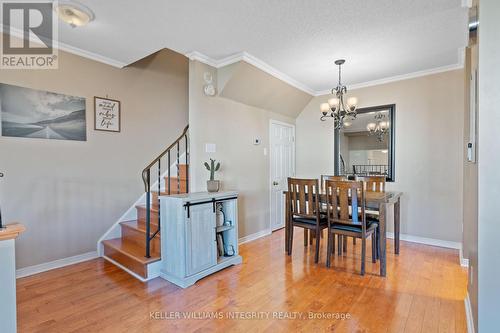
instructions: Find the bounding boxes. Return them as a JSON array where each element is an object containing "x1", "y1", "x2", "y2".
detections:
[{"x1": 283, "y1": 190, "x2": 402, "y2": 277}]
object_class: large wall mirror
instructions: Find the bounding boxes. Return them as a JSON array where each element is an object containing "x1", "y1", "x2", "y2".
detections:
[{"x1": 334, "y1": 104, "x2": 395, "y2": 182}]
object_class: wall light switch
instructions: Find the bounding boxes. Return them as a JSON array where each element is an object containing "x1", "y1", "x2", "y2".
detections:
[
  {"x1": 205, "y1": 143, "x2": 216, "y2": 153},
  {"x1": 263, "y1": 148, "x2": 267, "y2": 156}
]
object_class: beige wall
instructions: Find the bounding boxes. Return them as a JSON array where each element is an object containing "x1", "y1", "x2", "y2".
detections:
[
  {"x1": 189, "y1": 60, "x2": 295, "y2": 238},
  {"x1": 296, "y1": 69, "x2": 465, "y2": 241},
  {"x1": 0, "y1": 40, "x2": 189, "y2": 268}
]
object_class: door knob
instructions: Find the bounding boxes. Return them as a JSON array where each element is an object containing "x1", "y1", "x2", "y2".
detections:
[{"x1": 273, "y1": 181, "x2": 279, "y2": 186}]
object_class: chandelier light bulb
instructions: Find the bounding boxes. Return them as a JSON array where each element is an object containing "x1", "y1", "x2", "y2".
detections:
[
  {"x1": 320, "y1": 103, "x2": 330, "y2": 114},
  {"x1": 367, "y1": 123, "x2": 377, "y2": 131},
  {"x1": 328, "y1": 98, "x2": 339, "y2": 108}
]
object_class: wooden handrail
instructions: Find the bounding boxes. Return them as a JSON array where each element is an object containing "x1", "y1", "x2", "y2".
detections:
[{"x1": 141, "y1": 125, "x2": 189, "y2": 192}]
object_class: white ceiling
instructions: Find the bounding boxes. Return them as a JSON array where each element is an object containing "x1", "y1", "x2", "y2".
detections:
[{"x1": 7, "y1": 0, "x2": 469, "y2": 95}]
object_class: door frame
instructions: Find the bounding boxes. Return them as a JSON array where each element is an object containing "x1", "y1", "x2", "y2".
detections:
[{"x1": 269, "y1": 119, "x2": 296, "y2": 232}]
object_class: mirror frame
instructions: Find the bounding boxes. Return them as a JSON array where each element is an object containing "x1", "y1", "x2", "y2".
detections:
[{"x1": 334, "y1": 104, "x2": 396, "y2": 182}]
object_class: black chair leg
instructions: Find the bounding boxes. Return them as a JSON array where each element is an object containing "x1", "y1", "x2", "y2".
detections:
[
  {"x1": 331, "y1": 232, "x2": 335, "y2": 254},
  {"x1": 353, "y1": 237, "x2": 356, "y2": 245},
  {"x1": 314, "y1": 227, "x2": 321, "y2": 263},
  {"x1": 361, "y1": 237, "x2": 366, "y2": 276},
  {"x1": 376, "y1": 227, "x2": 380, "y2": 260},
  {"x1": 371, "y1": 234, "x2": 376, "y2": 263},
  {"x1": 287, "y1": 224, "x2": 294, "y2": 256},
  {"x1": 337, "y1": 235, "x2": 342, "y2": 256},
  {"x1": 304, "y1": 229, "x2": 308, "y2": 247},
  {"x1": 326, "y1": 231, "x2": 332, "y2": 268},
  {"x1": 343, "y1": 236, "x2": 347, "y2": 253}
]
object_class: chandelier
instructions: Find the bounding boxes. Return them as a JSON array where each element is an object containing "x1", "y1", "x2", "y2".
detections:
[
  {"x1": 367, "y1": 112, "x2": 390, "y2": 142},
  {"x1": 320, "y1": 59, "x2": 358, "y2": 129}
]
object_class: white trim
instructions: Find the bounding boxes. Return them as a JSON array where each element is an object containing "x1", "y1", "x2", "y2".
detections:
[
  {"x1": 102, "y1": 255, "x2": 154, "y2": 283},
  {"x1": 464, "y1": 292, "x2": 476, "y2": 333},
  {"x1": 315, "y1": 63, "x2": 464, "y2": 96},
  {"x1": 186, "y1": 51, "x2": 316, "y2": 95},
  {"x1": 16, "y1": 251, "x2": 98, "y2": 279},
  {"x1": 238, "y1": 228, "x2": 272, "y2": 245},
  {"x1": 186, "y1": 50, "x2": 464, "y2": 97},
  {"x1": 460, "y1": 248, "x2": 470, "y2": 267},
  {"x1": 386, "y1": 232, "x2": 461, "y2": 250},
  {"x1": 269, "y1": 119, "x2": 296, "y2": 232},
  {"x1": 1, "y1": 26, "x2": 127, "y2": 68}
]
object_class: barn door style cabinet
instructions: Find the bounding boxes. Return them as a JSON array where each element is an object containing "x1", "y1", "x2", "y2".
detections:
[{"x1": 159, "y1": 191, "x2": 242, "y2": 288}]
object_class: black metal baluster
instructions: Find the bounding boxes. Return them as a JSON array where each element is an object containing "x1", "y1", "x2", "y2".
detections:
[
  {"x1": 167, "y1": 151, "x2": 171, "y2": 195},
  {"x1": 145, "y1": 170, "x2": 151, "y2": 258},
  {"x1": 176, "y1": 141, "x2": 180, "y2": 194},
  {"x1": 157, "y1": 159, "x2": 161, "y2": 233}
]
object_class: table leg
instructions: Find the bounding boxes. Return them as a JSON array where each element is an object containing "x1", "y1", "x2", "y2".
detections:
[
  {"x1": 285, "y1": 192, "x2": 290, "y2": 253},
  {"x1": 379, "y1": 203, "x2": 387, "y2": 277},
  {"x1": 394, "y1": 197, "x2": 400, "y2": 255}
]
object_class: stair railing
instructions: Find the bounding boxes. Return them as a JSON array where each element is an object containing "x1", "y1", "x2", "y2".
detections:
[{"x1": 141, "y1": 125, "x2": 189, "y2": 258}]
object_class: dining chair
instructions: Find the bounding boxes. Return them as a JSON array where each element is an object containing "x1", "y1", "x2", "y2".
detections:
[
  {"x1": 325, "y1": 180, "x2": 378, "y2": 275},
  {"x1": 355, "y1": 175, "x2": 385, "y2": 258},
  {"x1": 355, "y1": 175, "x2": 386, "y2": 192},
  {"x1": 320, "y1": 175, "x2": 347, "y2": 192},
  {"x1": 287, "y1": 177, "x2": 328, "y2": 263}
]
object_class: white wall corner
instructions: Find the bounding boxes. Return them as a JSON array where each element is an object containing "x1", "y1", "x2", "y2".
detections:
[
  {"x1": 464, "y1": 292, "x2": 475, "y2": 333},
  {"x1": 16, "y1": 251, "x2": 98, "y2": 279}
]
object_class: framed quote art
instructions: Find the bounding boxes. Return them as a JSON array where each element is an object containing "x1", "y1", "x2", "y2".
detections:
[{"x1": 94, "y1": 96, "x2": 120, "y2": 132}]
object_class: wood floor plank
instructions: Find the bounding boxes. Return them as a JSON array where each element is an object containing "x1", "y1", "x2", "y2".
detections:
[{"x1": 17, "y1": 228, "x2": 467, "y2": 333}]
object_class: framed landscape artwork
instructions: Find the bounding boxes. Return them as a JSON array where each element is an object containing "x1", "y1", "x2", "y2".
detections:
[
  {"x1": 94, "y1": 97, "x2": 120, "y2": 132},
  {"x1": 0, "y1": 83, "x2": 86, "y2": 141}
]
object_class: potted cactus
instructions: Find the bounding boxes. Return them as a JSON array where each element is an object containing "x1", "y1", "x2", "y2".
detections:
[{"x1": 204, "y1": 158, "x2": 221, "y2": 192}]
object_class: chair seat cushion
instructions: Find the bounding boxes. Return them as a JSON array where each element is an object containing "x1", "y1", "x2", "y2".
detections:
[
  {"x1": 292, "y1": 215, "x2": 328, "y2": 225},
  {"x1": 330, "y1": 221, "x2": 378, "y2": 233}
]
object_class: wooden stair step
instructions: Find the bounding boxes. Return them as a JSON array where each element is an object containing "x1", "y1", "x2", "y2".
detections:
[
  {"x1": 136, "y1": 205, "x2": 159, "y2": 228},
  {"x1": 102, "y1": 238, "x2": 160, "y2": 279},
  {"x1": 120, "y1": 221, "x2": 160, "y2": 257}
]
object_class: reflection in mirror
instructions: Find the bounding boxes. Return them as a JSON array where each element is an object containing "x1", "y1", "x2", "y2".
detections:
[{"x1": 336, "y1": 104, "x2": 395, "y2": 181}]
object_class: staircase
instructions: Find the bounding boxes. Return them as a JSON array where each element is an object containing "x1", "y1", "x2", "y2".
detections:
[{"x1": 100, "y1": 126, "x2": 189, "y2": 281}]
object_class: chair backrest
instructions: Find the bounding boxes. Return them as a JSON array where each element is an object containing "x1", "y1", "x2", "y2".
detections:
[
  {"x1": 324, "y1": 180, "x2": 367, "y2": 231},
  {"x1": 320, "y1": 175, "x2": 347, "y2": 191},
  {"x1": 355, "y1": 176, "x2": 386, "y2": 192},
  {"x1": 287, "y1": 177, "x2": 321, "y2": 219}
]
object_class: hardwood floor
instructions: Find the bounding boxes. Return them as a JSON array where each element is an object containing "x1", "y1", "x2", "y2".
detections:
[{"x1": 17, "y1": 229, "x2": 467, "y2": 333}]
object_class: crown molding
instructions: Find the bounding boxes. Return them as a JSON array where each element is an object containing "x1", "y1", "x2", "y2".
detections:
[
  {"x1": 1, "y1": 27, "x2": 127, "y2": 68},
  {"x1": 187, "y1": 50, "x2": 465, "y2": 98},
  {"x1": 186, "y1": 51, "x2": 316, "y2": 95},
  {"x1": 314, "y1": 62, "x2": 464, "y2": 96}
]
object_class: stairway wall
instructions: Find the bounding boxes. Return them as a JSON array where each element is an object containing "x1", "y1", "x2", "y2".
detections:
[
  {"x1": 189, "y1": 60, "x2": 296, "y2": 239},
  {"x1": 0, "y1": 41, "x2": 189, "y2": 269}
]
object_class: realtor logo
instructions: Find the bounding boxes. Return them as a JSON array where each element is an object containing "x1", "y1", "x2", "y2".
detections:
[{"x1": 1, "y1": 1, "x2": 58, "y2": 69}]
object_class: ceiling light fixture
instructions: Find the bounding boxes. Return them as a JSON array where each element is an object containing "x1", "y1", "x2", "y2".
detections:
[
  {"x1": 55, "y1": 1, "x2": 94, "y2": 28},
  {"x1": 367, "y1": 112, "x2": 390, "y2": 142},
  {"x1": 320, "y1": 59, "x2": 358, "y2": 129}
]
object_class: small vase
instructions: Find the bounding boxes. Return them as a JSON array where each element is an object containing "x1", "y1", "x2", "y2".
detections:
[{"x1": 207, "y1": 180, "x2": 220, "y2": 192}]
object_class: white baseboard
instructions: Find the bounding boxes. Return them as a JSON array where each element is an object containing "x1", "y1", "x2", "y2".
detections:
[
  {"x1": 464, "y1": 292, "x2": 475, "y2": 333},
  {"x1": 16, "y1": 251, "x2": 98, "y2": 279},
  {"x1": 386, "y1": 232, "x2": 461, "y2": 250},
  {"x1": 239, "y1": 228, "x2": 272, "y2": 245}
]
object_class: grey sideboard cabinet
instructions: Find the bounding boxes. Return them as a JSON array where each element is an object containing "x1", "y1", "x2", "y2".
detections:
[{"x1": 159, "y1": 191, "x2": 242, "y2": 288}]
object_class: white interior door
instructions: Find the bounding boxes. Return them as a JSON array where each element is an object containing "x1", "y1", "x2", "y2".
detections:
[{"x1": 270, "y1": 120, "x2": 295, "y2": 231}]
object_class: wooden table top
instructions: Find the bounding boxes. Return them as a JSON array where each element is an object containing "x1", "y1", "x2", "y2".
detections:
[{"x1": 0, "y1": 223, "x2": 26, "y2": 241}]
